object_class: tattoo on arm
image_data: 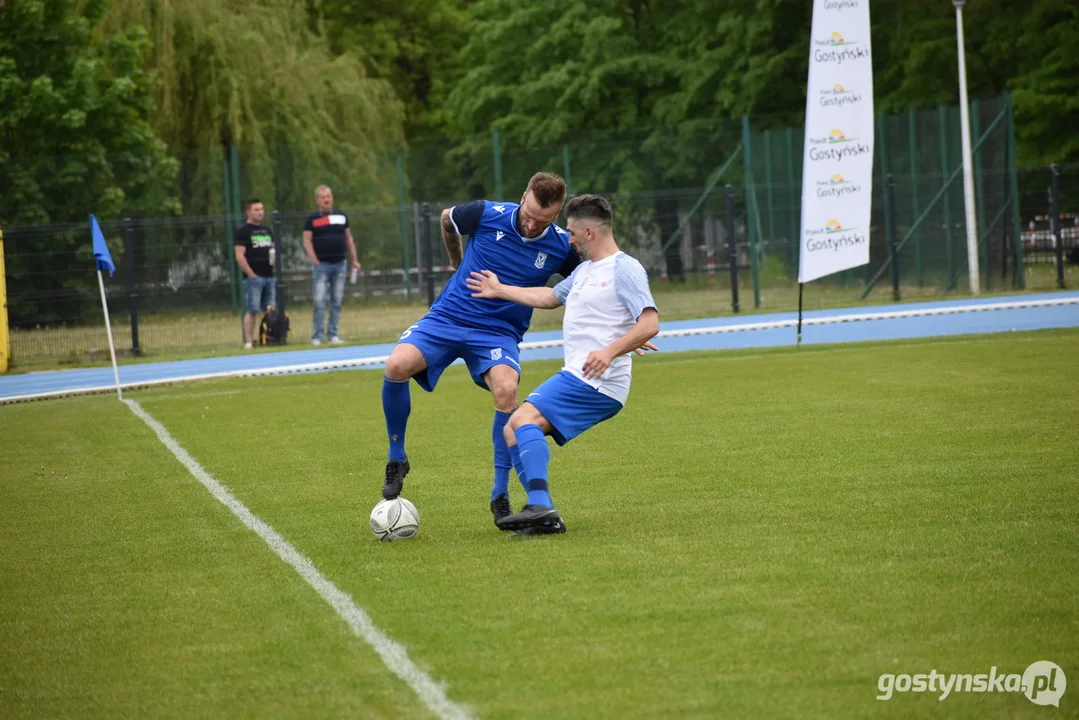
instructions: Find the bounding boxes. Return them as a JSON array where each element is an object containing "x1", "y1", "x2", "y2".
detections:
[{"x1": 441, "y1": 213, "x2": 463, "y2": 268}]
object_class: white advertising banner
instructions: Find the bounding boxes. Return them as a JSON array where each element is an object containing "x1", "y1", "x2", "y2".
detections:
[{"x1": 798, "y1": 0, "x2": 874, "y2": 283}]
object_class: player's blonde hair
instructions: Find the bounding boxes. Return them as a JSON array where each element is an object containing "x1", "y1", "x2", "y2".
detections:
[{"x1": 526, "y1": 173, "x2": 567, "y2": 208}]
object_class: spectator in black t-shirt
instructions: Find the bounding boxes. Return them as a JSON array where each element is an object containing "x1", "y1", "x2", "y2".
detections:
[
  {"x1": 234, "y1": 198, "x2": 275, "y2": 349},
  {"x1": 303, "y1": 185, "x2": 361, "y2": 345}
]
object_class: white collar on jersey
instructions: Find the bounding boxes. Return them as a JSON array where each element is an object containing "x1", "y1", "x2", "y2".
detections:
[
  {"x1": 509, "y1": 208, "x2": 552, "y2": 243},
  {"x1": 579, "y1": 251, "x2": 623, "y2": 269}
]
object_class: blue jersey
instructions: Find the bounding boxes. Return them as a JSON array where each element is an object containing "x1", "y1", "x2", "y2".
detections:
[{"x1": 431, "y1": 200, "x2": 579, "y2": 342}]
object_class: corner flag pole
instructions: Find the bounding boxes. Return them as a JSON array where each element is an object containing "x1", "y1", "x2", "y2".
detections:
[
  {"x1": 90, "y1": 215, "x2": 122, "y2": 399},
  {"x1": 96, "y1": 269, "x2": 122, "y2": 399}
]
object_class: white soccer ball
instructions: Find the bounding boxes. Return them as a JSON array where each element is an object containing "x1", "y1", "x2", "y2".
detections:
[{"x1": 370, "y1": 497, "x2": 420, "y2": 542}]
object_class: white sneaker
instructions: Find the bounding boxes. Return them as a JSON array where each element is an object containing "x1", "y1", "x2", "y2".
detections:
[
  {"x1": 244, "y1": 342, "x2": 253, "y2": 349},
  {"x1": 311, "y1": 338, "x2": 322, "y2": 346},
  {"x1": 329, "y1": 336, "x2": 344, "y2": 345}
]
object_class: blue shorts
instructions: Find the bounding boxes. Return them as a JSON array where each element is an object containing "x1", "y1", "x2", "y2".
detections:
[
  {"x1": 244, "y1": 276, "x2": 275, "y2": 314},
  {"x1": 524, "y1": 370, "x2": 623, "y2": 446},
  {"x1": 396, "y1": 314, "x2": 521, "y2": 392}
]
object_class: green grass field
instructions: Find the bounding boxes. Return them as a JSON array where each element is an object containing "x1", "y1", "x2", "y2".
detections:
[{"x1": 2, "y1": 330, "x2": 1077, "y2": 718}]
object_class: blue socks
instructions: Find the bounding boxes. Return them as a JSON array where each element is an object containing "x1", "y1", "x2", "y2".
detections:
[
  {"x1": 383, "y1": 386, "x2": 547, "y2": 507},
  {"x1": 515, "y1": 423, "x2": 553, "y2": 508},
  {"x1": 491, "y1": 410, "x2": 512, "y2": 500},
  {"x1": 382, "y1": 377, "x2": 410, "y2": 462}
]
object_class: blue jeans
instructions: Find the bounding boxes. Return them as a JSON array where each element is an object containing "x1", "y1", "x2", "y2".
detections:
[
  {"x1": 312, "y1": 260, "x2": 346, "y2": 341},
  {"x1": 243, "y1": 276, "x2": 275, "y2": 315}
]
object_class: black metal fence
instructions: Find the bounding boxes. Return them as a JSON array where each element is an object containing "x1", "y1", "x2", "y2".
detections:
[
  {"x1": 2, "y1": 90, "x2": 1077, "y2": 370},
  {"x1": 3, "y1": 162, "x2": 1075, "y2": 370},
  {"x1": 1, "y1": 186, "x2": 755, "y2": 366}
]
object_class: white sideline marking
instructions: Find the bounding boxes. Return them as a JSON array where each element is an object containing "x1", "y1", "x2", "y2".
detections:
[
  {"x1": 3, "y1": 296, "x2": 1077, "y2": 403},
  {"x1": 122, "y1": 398, "x2": 472, "y2": 720},
  {"x1": 499, "y1": 296, "x2": 1079, "y2": 350}
]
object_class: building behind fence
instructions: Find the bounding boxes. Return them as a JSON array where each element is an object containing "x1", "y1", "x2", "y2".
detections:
[{"x1": 2, "y1": 93, "x2": 1076, "y2": 369}]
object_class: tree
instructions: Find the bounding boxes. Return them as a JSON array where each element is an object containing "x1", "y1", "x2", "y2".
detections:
[
  {"x1": 870, "y1": 0, "x2": 1079, "y2": 167},
  {"x1": 102, "y1": 0, "x2": 407, "y2": 214},
  {"x1": 1000, "y1": 1, "x2": 1079, "y2": 167},
  {"x1": 447, "y1": 0, "x2": 674, "y2": 190},
  {"x1": 0, "y1": 0, "x2": 179, "y2": 225},
  {"x1": 444, "y1": 0, "x2": 822, "y2": 193},
  {"x1": 310, "y1": 0, "x2": 471, "y2": 138},
  {"x1": 307, "y1": 0, "x2": 475, "y2": 204},
  {"x1": 0, "y1": 0, "x2": 181, "y2": 328},
  {"x1": 444, "y1": 0, "x2": 749, "y2": 277}
]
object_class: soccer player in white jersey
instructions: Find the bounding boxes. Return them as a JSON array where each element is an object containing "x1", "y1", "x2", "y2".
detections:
[{"x1": 466, "y1": 194, "x2": 659, "y2": 535}]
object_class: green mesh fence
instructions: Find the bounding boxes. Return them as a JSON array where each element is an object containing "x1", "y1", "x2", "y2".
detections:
[
  {"x1": 3, "y1": 94, "x2": 1075, "y2": 368},
  {"x1": 741, "y1": 94, "x2": 1020, "y2": 308}
]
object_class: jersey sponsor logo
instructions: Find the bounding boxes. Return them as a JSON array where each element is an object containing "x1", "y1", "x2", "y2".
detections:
[
  {"x1": 490, "y1": 348, "x2": 502, "y2": 360},
  {"x1": 311, "y1": 214, "x2": 347, "y2": 228},
  {"x1": 535, "y1": 251, "x2": 548, "y2": 268},
  {"x1": 493, "y1": 204, "x2": 506, "y2": 214},
  {"x1": 495, "y1": 231, "x2": 505, "y2": 242}
]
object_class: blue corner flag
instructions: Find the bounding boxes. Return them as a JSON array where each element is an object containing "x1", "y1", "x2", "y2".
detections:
[{"x1": 90, "y1": 214, "x2": 116, "y2": 276}]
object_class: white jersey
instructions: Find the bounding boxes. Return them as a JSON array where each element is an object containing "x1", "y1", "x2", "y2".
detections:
[{"x1": 553, "y1": 251, "x2": 657, "y2": 405}]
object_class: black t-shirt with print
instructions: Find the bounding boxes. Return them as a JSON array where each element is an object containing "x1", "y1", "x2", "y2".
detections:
[
  {"x1": 304, "y1": 210, "x2": 349, "y2": 263},
  {"x1": 234, "y1": 223, "x2": 274, "y2": 277}
]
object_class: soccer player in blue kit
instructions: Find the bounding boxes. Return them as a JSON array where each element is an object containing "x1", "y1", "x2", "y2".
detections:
[{"x1": 380, "y1": 173, "x2": 580, "y2": 526}]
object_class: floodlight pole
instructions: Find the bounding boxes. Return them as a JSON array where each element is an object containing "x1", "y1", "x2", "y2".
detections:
[{"x1": 954, "y1": 0, "x2": 980, "y2": 294}]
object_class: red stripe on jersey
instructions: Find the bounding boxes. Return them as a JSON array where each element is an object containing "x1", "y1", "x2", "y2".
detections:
[{"x1": 312, "y1": 216, "x2": 331, "y2": 228}]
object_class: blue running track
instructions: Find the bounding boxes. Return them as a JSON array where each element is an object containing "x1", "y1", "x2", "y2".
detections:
[{"x1": 2, "y1": 292, "x2": 1077, "y2": 402}]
